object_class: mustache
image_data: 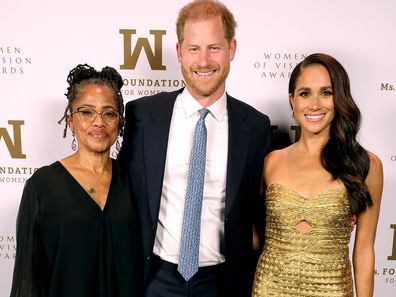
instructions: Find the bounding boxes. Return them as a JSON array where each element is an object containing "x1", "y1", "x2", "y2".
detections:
[{"x1": 191, "y1": 64, "x2": 219, "y2": 72}]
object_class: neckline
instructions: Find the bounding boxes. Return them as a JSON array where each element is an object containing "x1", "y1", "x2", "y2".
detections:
[
  {"x1": 55, "y1": 160, "x2": 114, "y2": 212},
  {"x1": 266, "y1": 183, "x2": 347, "y2": 199}
]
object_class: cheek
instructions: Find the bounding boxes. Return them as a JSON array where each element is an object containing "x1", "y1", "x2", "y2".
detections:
[
  {"x1": 181, "y1": 52, "x2": 193, "y2": 62},
  {"x1": 293, "y1": 100, "x2": 306, "y2": 111},
  {"x1": 108, "y1": 126, "x2": 120, "y2": 137},
  {"x1": 329, "y1": 109, "x2": 336, "y2": 121},
  {"x1": 326, "y1": 100, "x2": 335, "y2": 113},
  {"x1": 72, "y1": 121, "x2": 91, "y2": 137},
  {"x1": 212, "y1": 54, "x2": 227, "y2": 65}
]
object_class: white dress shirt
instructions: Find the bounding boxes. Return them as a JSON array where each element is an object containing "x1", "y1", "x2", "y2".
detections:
[{"x1": 153, "y1": 88, "x2": 229, "y2": 266}]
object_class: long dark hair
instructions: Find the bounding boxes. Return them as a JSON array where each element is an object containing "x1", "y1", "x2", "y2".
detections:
[
  {"x1": 288, "y1": 53, "x2": 372, "y2": 214},
  {"x1": 58, "y1": 64, "x2": 125, "y2": 137}
]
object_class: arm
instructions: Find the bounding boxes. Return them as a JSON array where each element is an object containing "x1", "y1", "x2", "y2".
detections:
[
  {"x1": 353, "y1": 152, "x2": 383, "y2": 297},
  {"x1": 252, "y1": 117, "x2": 271, "y2": 252},
  {"x1": 253, "y1": 154, "x2": 270, "y2": 251},
  {"x1": 10, "y1": 178, "x2": 44, "y2": 297}
]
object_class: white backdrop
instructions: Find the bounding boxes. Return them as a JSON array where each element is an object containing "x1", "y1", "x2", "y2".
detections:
[{"x1": 1, "y1": 0, "x2": 395, "y2": 295}]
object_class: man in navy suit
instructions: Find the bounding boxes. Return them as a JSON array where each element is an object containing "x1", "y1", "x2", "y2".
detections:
[{"x1": 118, "y1": 0, "x2": 271, "y2": 296}]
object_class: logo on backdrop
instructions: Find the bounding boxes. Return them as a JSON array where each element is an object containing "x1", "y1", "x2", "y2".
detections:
[
  {"x1": 375, "y1": 224, "x2": 396, "y2": 285},
  {"x1": 0, "y1": 120, "x2": 26, "y2": 159},
  {"x1": 389, "y1": 224, "x2": 396, "y2": 261},
  {"x1": 253, "y1": 52, "x2": 307, "y2": 79},
  {"x1": 0, "y1": 235, "x2": 16, "y2": 261},
  {"x1": 0, "y1": 120, "x2": 37, "y2": 184},
  {"x1": 0, "y1": 166, "x2": 37, "y2": 184},
  {"x1": 0, "y1": 46, "x2": 32, "y2": 75},
  {"x1": 119, "y1": 29, "x2": 185, "y2": 99},
  {"x1": 120, "y1": 29, "x2": 166, "y2": 71}
]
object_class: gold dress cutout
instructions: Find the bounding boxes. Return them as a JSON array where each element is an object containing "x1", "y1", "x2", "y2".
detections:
[{"x1": 252, "y1": 183, "x2": 354, "y2": 297}]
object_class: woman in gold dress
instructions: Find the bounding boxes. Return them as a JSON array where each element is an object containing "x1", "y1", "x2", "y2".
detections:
[{"x1": 252, "y1": 53, "x2": 383, "y2": 297}]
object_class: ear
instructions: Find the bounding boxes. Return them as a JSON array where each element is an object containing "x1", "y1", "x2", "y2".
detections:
[
  {"x1": 229, "y1": 38, "x2": 237, "y2": 61},
  {"x1": 289, "y1": 94, "x2": 295, "y2": 111},
  {"x1": 176, "y1": 42, "x2": 182, "y2": 63},
  {"x1": 67, "y1": 115, "x2": 75, "y2": 134}
]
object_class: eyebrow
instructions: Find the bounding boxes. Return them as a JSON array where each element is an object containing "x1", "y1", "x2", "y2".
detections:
[
  {"x1": 77, "y1": 104, "x2": 117, "y2": 110},
  {"x1": 186, "y1": 43, "x2": 223, "y2": 48},
  {"x1": 296, "y1": 86, "x2": 332, "y2": 92},
  {"x1": 296, "y1": 87, "x2": 309, "y2": 92}
]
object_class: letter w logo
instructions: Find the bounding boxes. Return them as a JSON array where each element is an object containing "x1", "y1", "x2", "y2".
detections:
[
  {"x1": 0, "y1": 120, "x2": 26, "y2": 158},
  {"x1": 120, "y1": 29, "x2": 166, "y2": 70}
]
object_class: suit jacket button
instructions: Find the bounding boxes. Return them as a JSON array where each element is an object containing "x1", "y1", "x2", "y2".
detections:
[{"x1": 146, "y1": 256, "x2": 150, "y2": 260}]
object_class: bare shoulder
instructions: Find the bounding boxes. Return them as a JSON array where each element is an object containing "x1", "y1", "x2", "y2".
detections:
[
  {"x1": 264, "y1": 145, "x2": 293, "y2": 177},
  {"x1": 365, "y1": 150, "x2": 384, "y2": 202},
  {"x1": 367, "y1": 151, "x2": 383, "y2": 173},
  {"x1": 265, "y1": 147, "x2": 289, "y2": 166}
]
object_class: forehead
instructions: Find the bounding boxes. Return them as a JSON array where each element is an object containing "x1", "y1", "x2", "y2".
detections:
[
  {"x1": 297, "y1": 65, "x2": 331, "y2": 87},
  {"x1": 182, "y1": 16, "x2": 225, "y2": 42},
  {"x1": 74, "y1": 84, "x2": 117, "y2": 107}
]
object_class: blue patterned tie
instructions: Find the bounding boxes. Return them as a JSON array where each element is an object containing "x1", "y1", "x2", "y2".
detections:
[{"x1": 178, "y1": 108, "x2": 210, "y2": 281}]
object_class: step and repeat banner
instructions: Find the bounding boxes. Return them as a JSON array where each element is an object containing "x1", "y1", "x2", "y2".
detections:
[{"x1": 1, "y1": 0, "x2": 395, "y2": 295}]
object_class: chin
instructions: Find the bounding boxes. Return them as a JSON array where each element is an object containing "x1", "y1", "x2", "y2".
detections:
[
  {"x1": 89, "y1": 144, "x2": 112, "y2": 154},
  {"x1": 308, "y1": 127, "x2": 330, "y2": 135}
]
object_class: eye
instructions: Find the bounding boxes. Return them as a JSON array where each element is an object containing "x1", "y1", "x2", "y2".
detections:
[
  {"x1": 209, "y1": 46, "x2": 220, "y2": 52},
  {"x1": 79, "y1": 109, "x2": 95, "y2": 117},
  {"x1": 188, "y1": 47, "x2": 199, "y2": 53},
  {"x1": 298, "y1": 91, "x2": 310, "y2": 97},
  {"x1": 322, "y1": 90, "x2": 333, "y2": 96},
  {"x1": 103, "y1": 110, "x2": 118, "y2": 119}
]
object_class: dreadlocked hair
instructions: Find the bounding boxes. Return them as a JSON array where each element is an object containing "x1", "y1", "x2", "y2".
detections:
[
  {"x1": 58, "y1": 63, "x2": 125, "y2": 137},
  {"x1": 288, "y1": 53, "x2": 372, "y2": 215}
]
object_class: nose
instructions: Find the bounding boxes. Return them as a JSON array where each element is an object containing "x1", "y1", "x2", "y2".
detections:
[
  {"x1": 198, "y1": 50, "x2": 209, "y2": 67},
  {"x1": 92, "y1": 112, "x2": 106, "y2": 126},
  {"x1": 310, "y1": 94, "x2": 321, "y2": 110}
]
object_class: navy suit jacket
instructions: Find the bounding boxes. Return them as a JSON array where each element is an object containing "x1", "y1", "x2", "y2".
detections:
[{"x1": 118, "y1": 88, "x2": 271, "y2": 297}]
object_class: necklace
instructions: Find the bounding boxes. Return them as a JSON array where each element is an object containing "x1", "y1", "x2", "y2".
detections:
[
  {"x1": 86, "y1": 172, "x2": 104, "y2": 195},
  {"x1": 76, "y1": 156, "x2": 107, "y2": 196}
]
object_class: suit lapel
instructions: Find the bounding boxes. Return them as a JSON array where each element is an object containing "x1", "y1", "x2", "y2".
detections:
[
  {"x1": 225, "y1": 96, "x2": 250, "y2": 215},
  {"x1": 143, "y1": 90, "x2": 181, "y2": 223},
  {"x1": 142, "y1": 91, "x2": 250, "y2": 220}
]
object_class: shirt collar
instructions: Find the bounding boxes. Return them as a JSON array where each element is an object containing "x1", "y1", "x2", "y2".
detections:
[{"x1": 180, "y1": 88, "x2": 228, "y2": 122}]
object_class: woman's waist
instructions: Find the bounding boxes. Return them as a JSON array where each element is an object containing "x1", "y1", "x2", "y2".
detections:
[{"x1": 262, "y1": 235, "x2": 350, "y2": 260}]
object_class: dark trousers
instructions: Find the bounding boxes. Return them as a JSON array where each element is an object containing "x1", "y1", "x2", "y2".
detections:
[{"x1": 145, "y1": 256, "x2": 227, "y2": 297}]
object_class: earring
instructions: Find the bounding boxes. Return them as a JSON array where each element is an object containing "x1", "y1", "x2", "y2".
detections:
[
  {"x1": 71, "y1": 133, "x2": 77, "y2": 151},
  {"x1": 291, "y1": 111, "x2": 295, "y2": 118},
  {"x1": 115, "y1": 137, "x2": 121, "y2": 152}
]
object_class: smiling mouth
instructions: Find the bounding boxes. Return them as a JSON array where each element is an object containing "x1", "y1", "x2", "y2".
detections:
[
  {"x1": 305, "y1": 114, "x2": 325, "y2": 121},
  {"x1": 90, "y1": 131, "x2": 107, "y2": 138},
  {"x1": 195, "y1": 70, "x2": 216, "y2": 76}
]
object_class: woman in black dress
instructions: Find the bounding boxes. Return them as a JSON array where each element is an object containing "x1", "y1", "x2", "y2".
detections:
[{"x1": 10, "y1": 64, "x2": 141, "y2": 297}]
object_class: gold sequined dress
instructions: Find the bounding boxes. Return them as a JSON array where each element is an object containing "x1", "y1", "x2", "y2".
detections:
[{"x1": 252, "y1": 183, "x2": 353, "y2": 297}]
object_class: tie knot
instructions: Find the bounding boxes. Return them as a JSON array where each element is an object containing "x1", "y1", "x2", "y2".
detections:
[{"x1": 199, "y1": 108, "x2": 210, "y2": 119}]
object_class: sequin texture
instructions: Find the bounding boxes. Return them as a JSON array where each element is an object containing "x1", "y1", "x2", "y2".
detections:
[{"x1": 252, "y1": 183, "x2": 353, "y2": 297}]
